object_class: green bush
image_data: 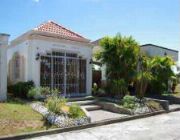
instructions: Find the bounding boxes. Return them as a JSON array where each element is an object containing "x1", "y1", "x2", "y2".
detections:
[
  {"x1": 27, "y1": 87, "x2": 60, "y2": 99},
  {"x1": 27, "y1": 87, "x2": 42, "y2": 99},
  {"x1": 8, "y1": 81, "x2": 34, "y2": 98},
  {"x1": 69, "y1": 104, "x2": 85, "y2": 119},
  {"x1": 148, "y1": 56, "x2": 175, "y2": 95},
  {"x1": 122, "y1": 95, "x2": 137, "y2": 109},
  {"x1": 46, "y1": 96, "x2": 67, "y2": 114}
]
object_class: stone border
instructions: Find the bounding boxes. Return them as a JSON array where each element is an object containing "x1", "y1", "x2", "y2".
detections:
[
  {"x1": 0, "y1": 110, "x2": 167, "y2": 140},
  {"x1": 96, "y1": 97, "x2": 169, "y2": 113},
  {"x1": 146, "y1": 97, "x2": 169, "y2": 111},
  {"x1": 168, "y1": 107, "x2": 180, "y2": 112},
  {"x1": 97, "y1": 97, "x2": 169, "y2": 110},
  {"x1": 154, "y1": 95, "x2": 180, "y2": 104},
  {"x1": 96, "y1": 101, "x2": 133, "y2": 115}
]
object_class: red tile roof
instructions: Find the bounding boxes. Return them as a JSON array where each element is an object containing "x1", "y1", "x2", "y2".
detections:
[{"x1": 33, "y1": 21, "x2": 89, "y2": 43}]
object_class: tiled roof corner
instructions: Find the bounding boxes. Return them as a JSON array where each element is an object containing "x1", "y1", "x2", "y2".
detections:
[{"x1": 33, "y1": 21, "x2": 90, "y2": 42}]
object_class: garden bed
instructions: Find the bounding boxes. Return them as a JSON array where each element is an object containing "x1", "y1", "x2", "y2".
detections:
[
  {"x1": 97, "y1": 96, "x2": 167, "y2": 115},
  {"x1": 31, "y1": 102, "x2": 90, "y2": 128}
]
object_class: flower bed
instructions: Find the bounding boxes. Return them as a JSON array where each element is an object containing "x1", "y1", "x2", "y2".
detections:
[
  {"x1": 31, "y1": 102, "x2": 90, "y2": 128},
  {"x1": 97, "y1": 96, "x2": 166, "y2": 115}
]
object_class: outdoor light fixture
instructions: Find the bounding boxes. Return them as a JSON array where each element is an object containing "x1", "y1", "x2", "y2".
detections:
[
  {"x1": 36, "y1": 53, "x2": 40, "y2": 60},
  {"x1": 89, "y1": 59, "x2": 93, "y2": 64}
]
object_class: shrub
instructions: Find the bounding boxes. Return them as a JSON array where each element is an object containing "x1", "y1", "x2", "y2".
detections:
[
  {"x1": 69, "y1": 104, "x2": 85, "y2": 119},
  {"x1": 27, "y1": 87, "x2": 42, "y2": 99},
  {"x1": 122, "y1": 95, "x2": 137, "y2": 109},
  {"x1": 40, "y1": 87, "x2": 51, "y2": 96},
  {"x1": 46, "y1": 96, "x2": 67, "y2": 114},
  {"x1": 51, "y1": 88, "x2": 60, "y2": 96},
  {"x1": 8, "y1": 81, "x2": 34, "y2": 98},
  {"x1": 27, "y1": 87, "x2": 60, "y2": 99},
  {"x1": 148, "y1": 56, "x2": 175, "y2": 95}
]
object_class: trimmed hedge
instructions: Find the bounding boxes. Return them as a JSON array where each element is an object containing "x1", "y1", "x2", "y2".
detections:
[{"x1": 8, "y1": 81, "x2": 35, "y2": 98}]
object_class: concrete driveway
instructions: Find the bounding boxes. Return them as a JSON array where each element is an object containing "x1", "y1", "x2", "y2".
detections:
[{"x1": 28, "y1": 111, "x2": 180, "y2": 140}]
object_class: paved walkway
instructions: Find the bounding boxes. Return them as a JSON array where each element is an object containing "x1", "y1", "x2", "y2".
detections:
[
  {"x1": 28, "y1": 111, "x2": 180, "y2": 140},
  {"x1": 89, "y1": 109, "x2": 128, "y2": 122}
]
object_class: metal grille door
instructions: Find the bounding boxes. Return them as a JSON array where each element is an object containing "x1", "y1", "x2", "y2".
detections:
[
  {"x1": 40, "y1": 56, "x2": 52, "y2": 88},
  {"x1": 40, "y1": 52, "x2": 86, "y2": 97},
  {"x1": 53, "y1": 57, "x2": 65, "y2": 93}
]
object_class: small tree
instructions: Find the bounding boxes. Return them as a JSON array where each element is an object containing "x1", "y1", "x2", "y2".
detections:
[
  {"x1": 97, "y1": 34, "x2": 140, "y2": 83},
  {"x1": 135, "y1": 55, "x2": 153, "y2": 99},
  {"x1": 96, "y1": 34, "x2": 140, "y2": 98},
  {"x1": 149, "y1": 56, "x2": 175, "y2": 95}
]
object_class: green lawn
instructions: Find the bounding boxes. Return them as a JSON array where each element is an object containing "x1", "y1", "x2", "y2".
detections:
[{"x1": 0, "y1": 98, "x2": 55, "y2": 136}]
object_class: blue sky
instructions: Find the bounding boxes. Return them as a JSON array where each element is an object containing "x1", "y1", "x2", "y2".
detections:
[{"x1": 0, "y1": 0, "x2": 179, "y2": 52}]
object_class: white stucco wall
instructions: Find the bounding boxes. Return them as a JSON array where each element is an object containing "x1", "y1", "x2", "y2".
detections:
[
  {"x1": 29, "y1": 38, "x2": 92, "y2": 95},
  {"x1": 8, "y1": 41, "x2": 29, "y2": 82},
  {"x1": 8, "y1": 35, "x2": 93, "y2": 95}
]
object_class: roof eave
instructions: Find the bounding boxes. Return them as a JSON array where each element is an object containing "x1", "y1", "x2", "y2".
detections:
[
  {"x1": 141, "y1": 44, "x2": 179, "y2": 53},
  {"x1": 10, "y1": 30, "x2": 92, "y2": 47}
]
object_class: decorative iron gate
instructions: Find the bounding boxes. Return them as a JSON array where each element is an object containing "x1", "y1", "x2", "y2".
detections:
[{"x1": 40, "y1": 52, "x2": 86, "y2": 97}]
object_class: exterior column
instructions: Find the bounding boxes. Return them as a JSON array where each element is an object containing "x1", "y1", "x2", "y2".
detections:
[{"x1": 0, "y1": 33, "x2": 10, "y2": 101}]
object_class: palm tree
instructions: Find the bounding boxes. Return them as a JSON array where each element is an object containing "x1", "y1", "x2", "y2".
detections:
[
  {"x1": 135, "y1": 55, "x2": 153, "y2": 99},
  {"x1": 149, "y1": 56, "x2": 175, "y2": 94},
  {"x1": 96, "y1": 34, "x2": 140, "y2": 98}
]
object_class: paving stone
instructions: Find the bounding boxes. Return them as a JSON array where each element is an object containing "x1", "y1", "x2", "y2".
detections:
[{"x1": 88, "y1": 109, "x2": 128, "y2": 122}]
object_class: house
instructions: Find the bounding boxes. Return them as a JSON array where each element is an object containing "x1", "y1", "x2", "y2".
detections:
[
  {"x1": 92, "y1": 39, "x2": 179, "y2": 82},
  {"x1": 8, "y1": 21, "x2": 93, "y2": 97},
  {"x1": 141, "y1": 44, "x2": 178, "y2": 62}
]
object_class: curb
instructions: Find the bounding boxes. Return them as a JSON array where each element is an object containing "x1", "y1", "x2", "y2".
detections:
[
  {"x1": 168, "y1": 107, "x2": 180, "y2": 113},
  {"x1": 0, "y1": 110, "x2": 166, "y2": 140}
]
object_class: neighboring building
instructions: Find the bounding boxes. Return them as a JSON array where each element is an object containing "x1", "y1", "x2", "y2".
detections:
[
  {"x1": 8, "y1": 21, "x2": 93, "y2": 97},
  {"x1": 141, "y1": 44, "x2": 178, "y2": 62}
]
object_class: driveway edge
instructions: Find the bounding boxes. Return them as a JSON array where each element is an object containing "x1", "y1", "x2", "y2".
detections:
[{"x1": 0, "y1": 110, "x2": 167, "y2": 140}]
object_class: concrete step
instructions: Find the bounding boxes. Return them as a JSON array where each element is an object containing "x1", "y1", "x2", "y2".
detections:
[
  {"x1": 82, "y1": 104, "x2": 102, "y2": 111},
  {"x1": 68, "y1": 99, "x2": 98, "y2": 106},
  {"x1": 67, "y1": 96, "x2": 95, "y2": 102}
]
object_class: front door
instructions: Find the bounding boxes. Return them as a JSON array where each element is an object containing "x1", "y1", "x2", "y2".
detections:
[{"x1": 40, "y1": 51, "x2": 86, "y2": 97}]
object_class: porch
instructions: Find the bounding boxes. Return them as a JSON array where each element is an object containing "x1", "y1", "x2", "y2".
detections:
[{"x1": 39, "y1": 51, "x2": 88, "y2": 97}]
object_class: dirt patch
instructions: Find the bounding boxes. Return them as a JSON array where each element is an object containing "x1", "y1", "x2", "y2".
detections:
[{"x1": 0, "y1": 120, "x2": 45, "y2": 136}]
